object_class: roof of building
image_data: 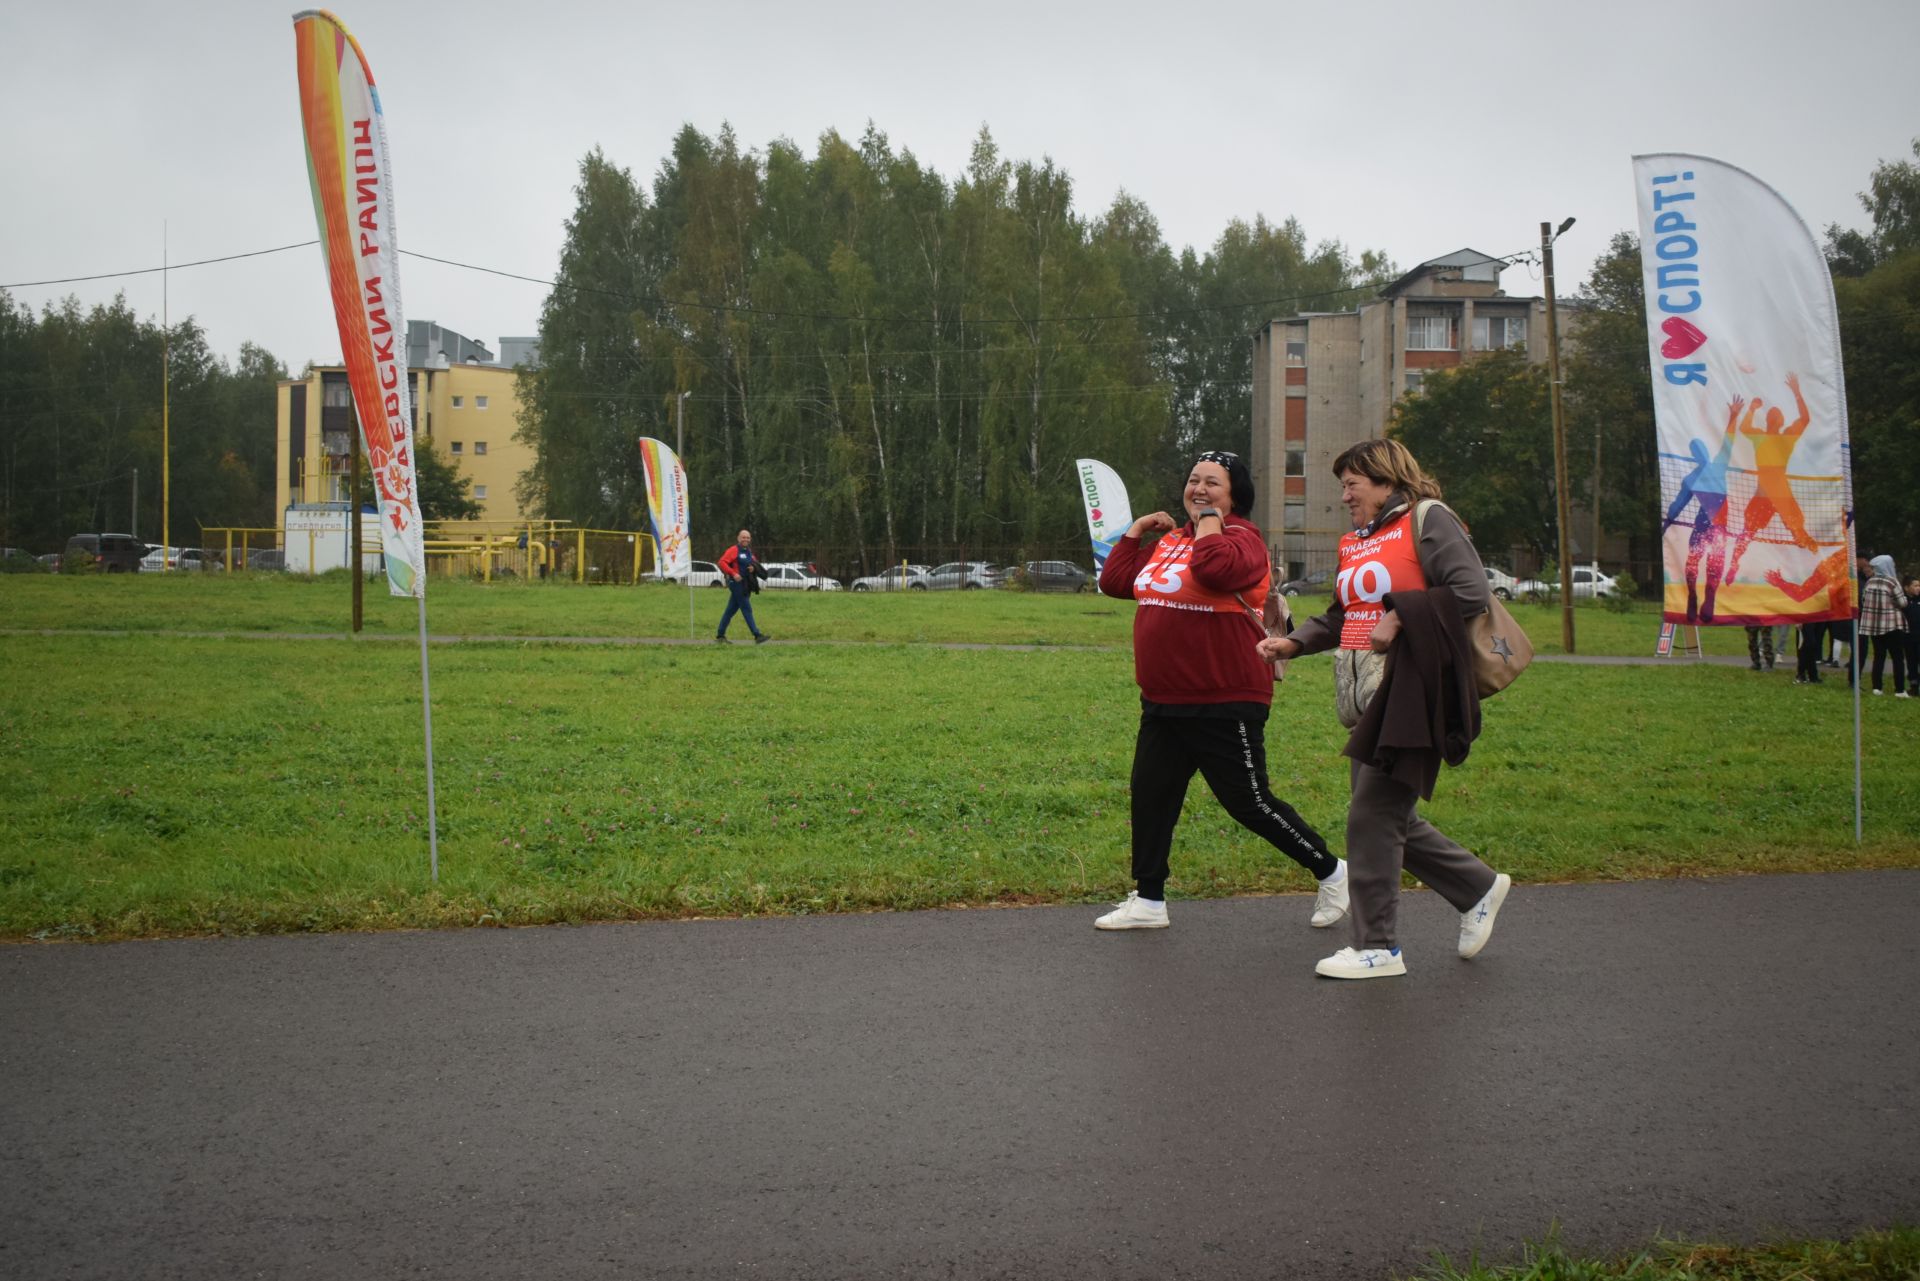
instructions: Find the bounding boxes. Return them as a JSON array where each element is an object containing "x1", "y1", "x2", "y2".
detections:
[{"x1": 1378, "y1": 248, "x2": 1508, "y2": 298}]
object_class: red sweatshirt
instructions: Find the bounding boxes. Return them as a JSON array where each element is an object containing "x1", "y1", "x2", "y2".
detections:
[{"x1": 1098, "y1": 515, "x2": 1273, "y2": 706}]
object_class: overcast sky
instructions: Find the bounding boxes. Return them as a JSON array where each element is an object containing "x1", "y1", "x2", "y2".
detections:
[{"x1": 4, "y1": 0, "x2": 1917, "y2": 371}]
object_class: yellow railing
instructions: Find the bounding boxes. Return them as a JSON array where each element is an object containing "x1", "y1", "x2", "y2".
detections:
[{"x1": 202, "y1": 520, "x2": 658, "y2": 584}]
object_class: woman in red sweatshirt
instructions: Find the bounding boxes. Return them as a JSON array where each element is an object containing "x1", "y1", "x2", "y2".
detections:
[{"x1": 1092, "y1": 450, "x2": 1348, "y2": 931}]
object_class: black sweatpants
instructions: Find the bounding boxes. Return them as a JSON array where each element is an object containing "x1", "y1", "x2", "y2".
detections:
[{"x1": 1129, "y1": 711, "x2": 1338, "y2": 899}]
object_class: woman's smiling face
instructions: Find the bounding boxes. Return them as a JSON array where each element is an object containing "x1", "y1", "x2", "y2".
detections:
[{"x1": 1184, "y1": 462, "x2": 1232, "y2": 521}]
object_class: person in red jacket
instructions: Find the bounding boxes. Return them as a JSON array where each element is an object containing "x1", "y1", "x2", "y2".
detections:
[
  {"x1": 1092, "y1": 450, "x2": 1348, "y2": 931},
  {"x1": 714, "y1": 529, "x2": 771, "y2": 644}
]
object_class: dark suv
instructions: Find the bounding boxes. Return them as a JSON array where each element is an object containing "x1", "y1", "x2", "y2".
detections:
[{"x1": 64, "y1": 533, "x2": 148, "y2": 573}]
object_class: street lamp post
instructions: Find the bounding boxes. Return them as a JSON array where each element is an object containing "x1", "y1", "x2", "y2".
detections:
[{"x1": 1542, "y1": 217, "x2": 1576, "y2": 654}]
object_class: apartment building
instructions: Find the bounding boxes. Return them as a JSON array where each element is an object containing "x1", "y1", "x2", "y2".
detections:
[
  {"x1": 1249, "y1": 250, "x2": 1554, "y2": 577},
  {"x1": 274, "y1": 321, "x2": 536, "y2": 526}
]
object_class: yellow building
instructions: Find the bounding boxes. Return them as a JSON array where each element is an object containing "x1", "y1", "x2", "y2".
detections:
[{"x1": 273, "y1": 322, "x2": 538, "y2": 525}]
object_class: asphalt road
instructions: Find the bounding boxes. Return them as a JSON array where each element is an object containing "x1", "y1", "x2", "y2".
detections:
[{"x1": 4, "y1": 871, "x2": 1916, "y2": 1280}]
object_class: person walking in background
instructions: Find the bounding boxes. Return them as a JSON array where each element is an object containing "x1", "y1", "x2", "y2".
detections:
[
  {"x1": 1258, "y1": 439, "x2": 1511, "y2": 980},
  {"x1": 1859, "y1": 555, "x2": 1910, "y2": 696},
  {"x1": 715, "y1": 529, "x2": 771, "y2": 645},
  {"x1": 1092, "y1": 450, "x2": 1349, "y2": 934},
  {"x1": 1744, "y1": 625, "x2": 1776, "y2": 672}
]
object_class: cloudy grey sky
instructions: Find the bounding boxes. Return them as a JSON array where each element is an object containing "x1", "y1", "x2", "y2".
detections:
[{"x1": 4, "y1": 0, "x2": 1916, "y2": 371}]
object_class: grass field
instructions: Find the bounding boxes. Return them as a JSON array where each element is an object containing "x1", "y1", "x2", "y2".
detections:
[
  {"x1": 2, "y1": 575, "x2": 1915, "y2": 940},
  {"x1": 1, "y1": 571, "x2": 1784, "y2": 657},
  {"x1": 1410, "y1": 1226, "x2": 1918, "y2": 1280}
]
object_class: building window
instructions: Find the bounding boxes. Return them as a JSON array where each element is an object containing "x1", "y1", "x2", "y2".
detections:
[
  {"x1": 451, "y1": 441, "x2": 463, "y2": 455},
  {"x1": 1283, "y1": 501, "x2": 1306, "y2": 531},
  {"x1": 1285, "y1": 447, "x2": 1306, "y2": 478},
  {"x1": 1404, "y1": 370, "x2": 1427, "y2": 395},
  {"x1": 1285, "y1": 341, "x2": 1307, "y2": 366},
  {"x1": 451, "y1": 395, "x2": 464, "y2": 408},
  {"x1": 322, "y1": 380, "x2": 351, "y2": 407},
  {"x1": 473, "y1": 484, "x2": 488, "y2": 501},
  {"x1": 476, "y1": 395, "x2": 489, "y2": 410},
  {"x1": 1472, "y1": 315, "x2": 1528, "y2": 350},
  {"x1": 473, "y1": 440, "x2": 488, "y2": 456},
  {"x1": 1405, "y1": 315, "x2": 1457, "y2": 351}
]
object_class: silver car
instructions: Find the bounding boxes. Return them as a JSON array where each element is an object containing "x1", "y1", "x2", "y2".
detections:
[
  {"x1": 925, "y1": 561, "x2": 1005, "y2": 590},
  {"x1": 851, "y1": 565, "x2": 930, "y2": 592}
]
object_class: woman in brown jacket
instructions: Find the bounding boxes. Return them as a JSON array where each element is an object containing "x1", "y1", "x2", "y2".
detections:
[{"x1": 1259, "y1": 440, "x2": 1512, "y2": 979}]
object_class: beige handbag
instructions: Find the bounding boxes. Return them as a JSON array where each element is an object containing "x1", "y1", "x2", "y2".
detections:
[
  {"x1": 1235, "y1": 588, "x2": 1293, "y2": 682},
  {"x1": 1413, "y1": 500, "x2": 1533, "y2": 698}
]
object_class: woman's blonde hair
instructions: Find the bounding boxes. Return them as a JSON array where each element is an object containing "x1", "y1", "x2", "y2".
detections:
[{"x1": 1331, "y1": 438, "x2": 1443, "y2": 502}]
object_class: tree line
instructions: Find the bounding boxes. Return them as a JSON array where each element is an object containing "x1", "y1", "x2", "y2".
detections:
[
  {"x1": 514, "y1": 124, "x2": 1391, "y2": 571},
  {"x1": 0, "y1": 294, "x2": 286, "y2": 554}
]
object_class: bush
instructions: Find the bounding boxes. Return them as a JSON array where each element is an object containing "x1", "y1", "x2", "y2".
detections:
[{"x1": 1602, "y1": 571, "x2": 1640, "y2": 612}]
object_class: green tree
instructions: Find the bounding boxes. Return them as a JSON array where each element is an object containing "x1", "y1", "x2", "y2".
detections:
[
  {"x1": 513, "y1": 149, "x2": 663, "y2": 527},
  {"x1": 1836, "y1": 249, "x2": 1920, "y2": 558},
  {"x1": 1389, "y1": 348, "x2": 1561, "y2": 559},
  {"x1": 1825, "y1": 136, "x2": 1920, "y2": 275},
  {"x1": 1564, "y1": 232, "x2": 1661, "y2": 567}
]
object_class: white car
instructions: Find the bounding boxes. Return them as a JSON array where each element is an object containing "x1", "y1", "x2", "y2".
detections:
[
  {"x1": 851, "y1": 565, "x2": 931, "y2": 592},
  {"x1": 140, "y1": 545, "x2": 216, "y2": 572},
  {"x1": 674, "y1": 560, "x2": 727, "y2": 588},
  {"x1": 759, "y1": 562, "x2": 843, "y2": 591},
  {"x1": 1514, "y1": 565, "x2": 1618, "y2": 599},
  {"x1": 1484, "y1": 566, "x2": 1519, "y2": 600}
]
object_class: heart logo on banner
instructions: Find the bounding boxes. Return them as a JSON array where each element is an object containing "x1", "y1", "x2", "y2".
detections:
[{"x1": 1660, "y1": 316, "x2": 1708, "y2": 360}]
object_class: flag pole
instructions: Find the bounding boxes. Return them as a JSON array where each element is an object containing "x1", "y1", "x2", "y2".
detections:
[
  {"x1": 416, "y1": 592, "x2": 440, "y2": 880},
  {"x1": 1852, "y1": 625, "x2": 1863, "y2": 843}
]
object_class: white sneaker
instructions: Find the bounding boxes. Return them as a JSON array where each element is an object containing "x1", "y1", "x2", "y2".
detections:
[
  {"x1": 1872, "y1": 688, "x2": 1884, "y2": 696},
  {"x1": 1315, "y1": 946, "x2": 1406, "y2": 979},
  {"x1": 1094, "y1": 891, "x2": 1168, "y2": 930},
  {"x1": 1310, "y1": 863, "x2": 1350, "y2": 928},
  {"x1": 1458, "y1": 873, "x2": 1512, "y2": 959}
]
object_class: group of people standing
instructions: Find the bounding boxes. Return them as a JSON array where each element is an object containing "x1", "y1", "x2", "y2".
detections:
[
  {"x1": 1094, "y1": 441, "x2": 1509, "y2": 980},
  {"x1": 1749, "y1": 553, "x2": 1916, "y2": 695}
]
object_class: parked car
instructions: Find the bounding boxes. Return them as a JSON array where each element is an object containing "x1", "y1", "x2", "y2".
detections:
[
  {"x1": 760, "y1": 562, "x2": 843, "y2": 591},
  {"x1": 64, "y1": 532, "x2": 147, "y2": 573},
  {"x1": 36, "y1": 552, "x2": 61, "y2": 573},
  {"x1": 1279, "y1": 569, "x2": 1333, "y2": 597},
  {"x1": 245, "y1": 549, "x2": 286, "y2": 572},
  {"x1": 925, "y1": 561, "x2": 1005, "y2": 590},
  {"x1": 851, "y1": 565, "x2": 931, "y2": 592},
  {"x1": 0, "y1": 546, "x2": 38, "y2": 573},
  {"x1": 1514, "y1": 565, "x2": 1618, "y2": 600},
  {"x1": 1484, "y1": 566, "x2": 1519, "y2": 600},
  {"x1": 1020, "y1": 560, "x2": 1090, "y2": 592},
  {"x1": 673, "y1": 559, "x2": 727, "y2": 588},
  {"x1": 140, "y1": 545, "x2": 218, "y2": 572}
]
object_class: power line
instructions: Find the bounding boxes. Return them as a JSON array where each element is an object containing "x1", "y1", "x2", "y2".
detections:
[{"x1": 1, "y1": 241, "x2": 319, "y2": 289}]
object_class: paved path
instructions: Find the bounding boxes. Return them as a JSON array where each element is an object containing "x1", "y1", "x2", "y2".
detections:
[{"x1": 3, "y1": 871, "x2": 1916, "y2": 1279}]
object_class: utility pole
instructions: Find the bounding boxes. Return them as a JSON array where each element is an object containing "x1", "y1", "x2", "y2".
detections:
[
  {"x1": 676, "y1": 388, "x2": 691, "y2": 458},
  {"x1": 131, "y1": 469, "x2": 138, "y2": 542},
  {"x1": 1542, "y1": 219, "x2": 1575, "y2": 653},
  {"x1": 161, "y1": 222, "x2": 170, "y2": 571},
  {"x1": 1593, "y1": 429, "x2": 1603, "y2": 573},
  {"x1": 350, "y1": 403, "x2": 364, "y2": 633}
]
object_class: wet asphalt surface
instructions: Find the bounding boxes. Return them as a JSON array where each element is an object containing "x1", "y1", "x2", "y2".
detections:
[{"x1": 3, "y1": 870, "x2": 1916, "y2": 1280}]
